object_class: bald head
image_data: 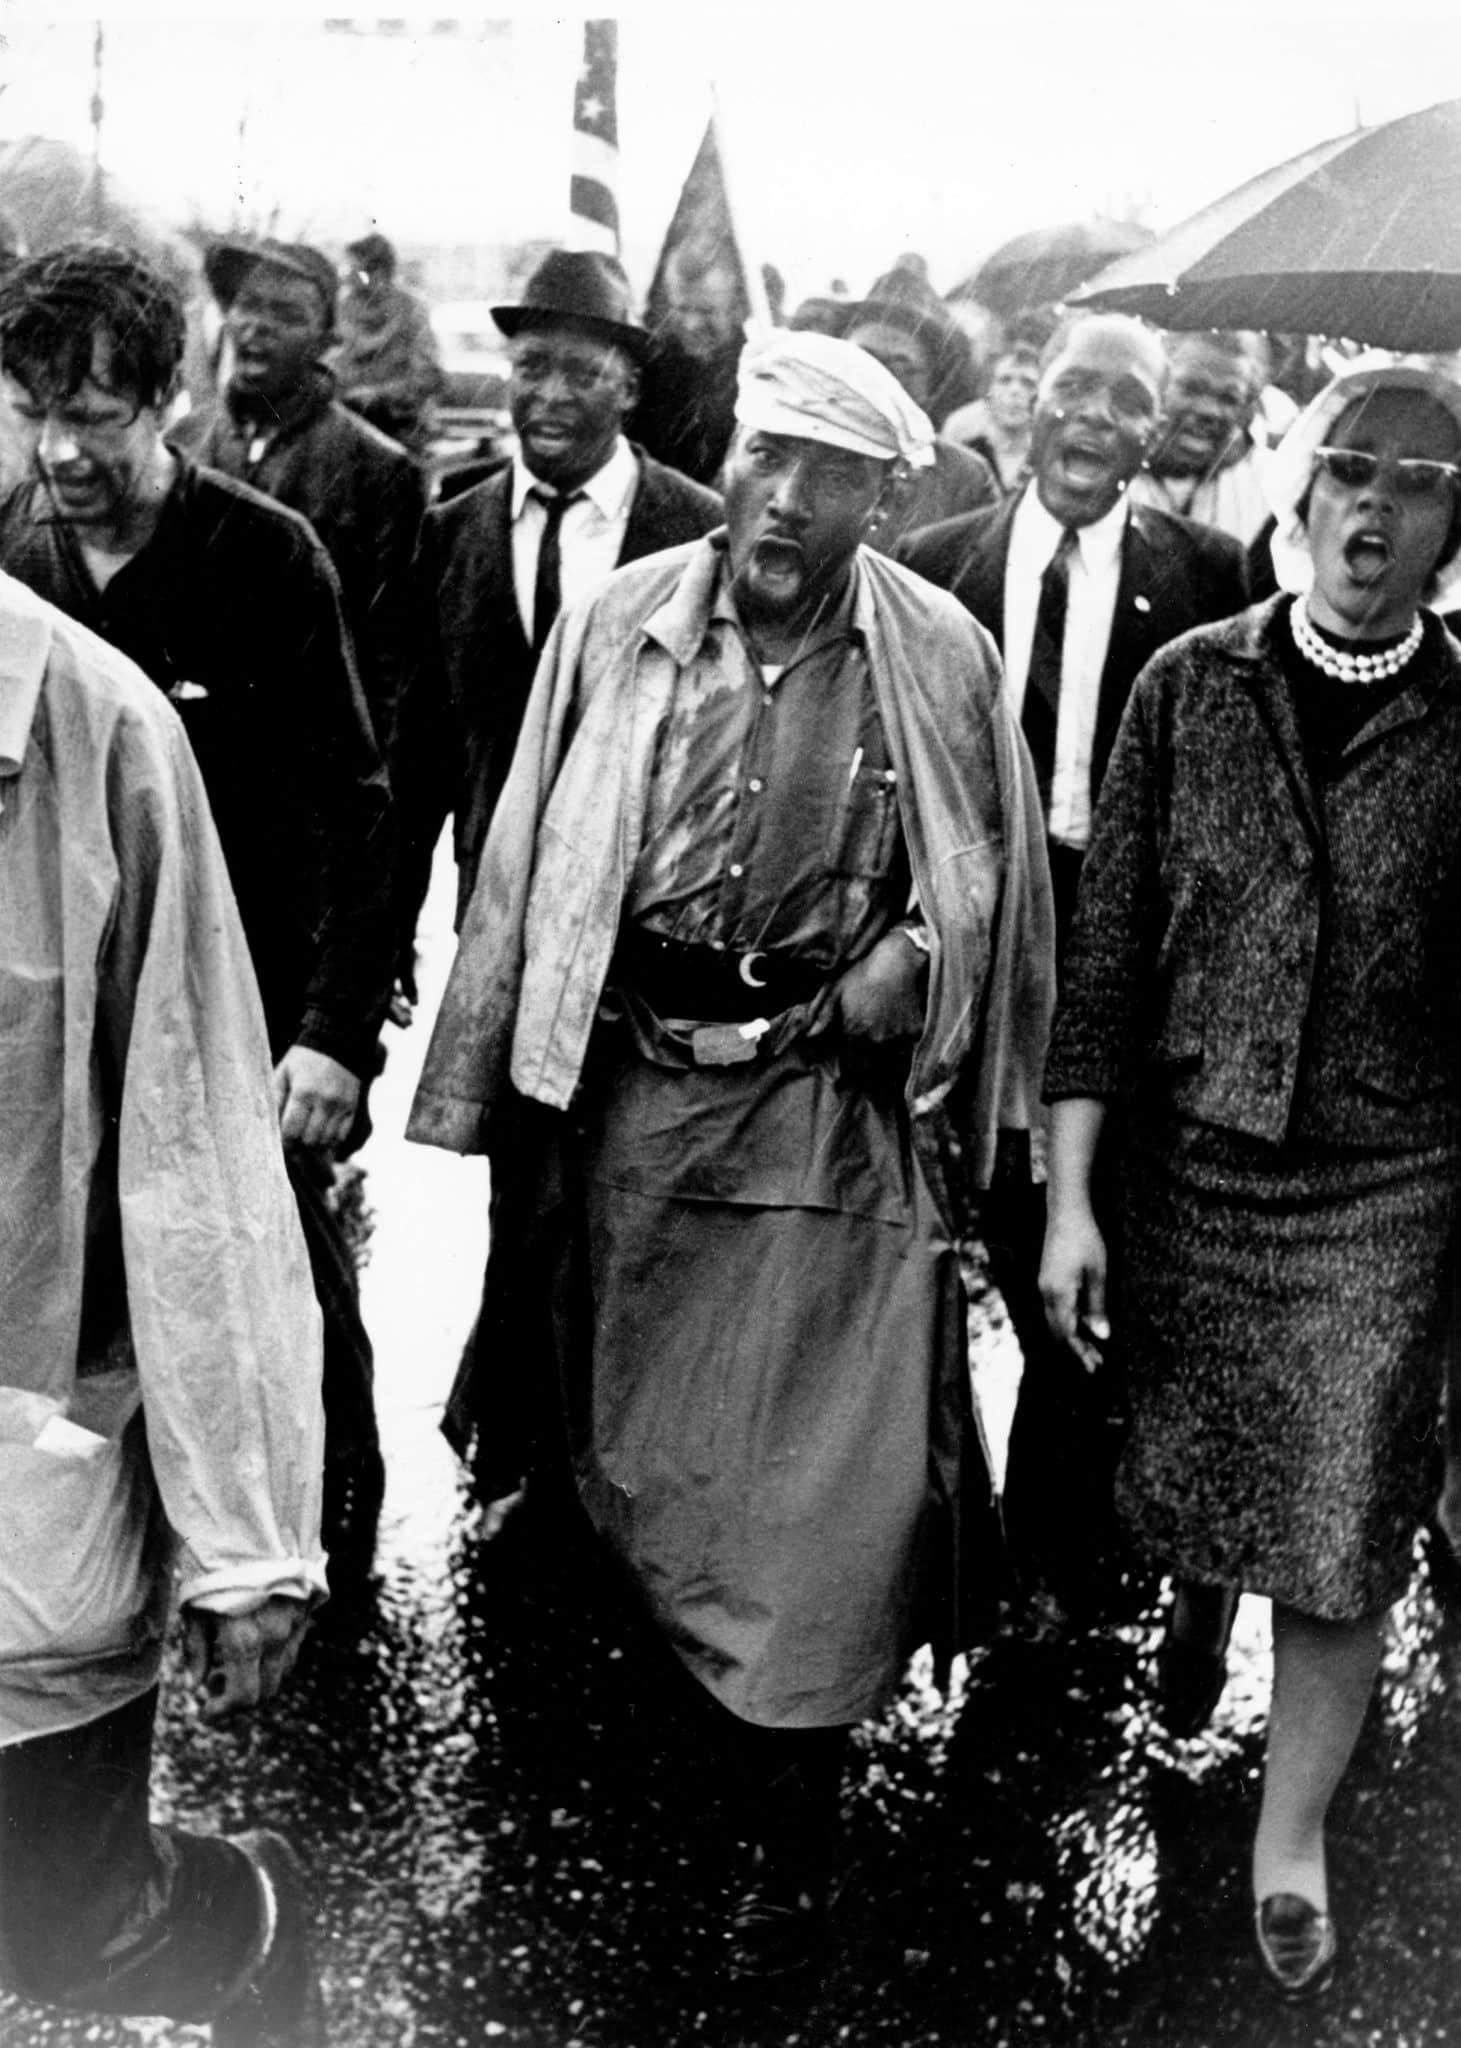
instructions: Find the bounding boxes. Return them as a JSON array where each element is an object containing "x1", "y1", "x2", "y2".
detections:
[{"x1": 1030, "y1": 314, "x2": 1164, "y2": 526}]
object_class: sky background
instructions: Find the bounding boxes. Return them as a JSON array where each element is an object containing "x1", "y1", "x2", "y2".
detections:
[{"x1": 4, "y1": 2, "x2": 1461, "y2": 305}]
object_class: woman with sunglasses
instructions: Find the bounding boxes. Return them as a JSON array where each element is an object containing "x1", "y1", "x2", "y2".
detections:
[{"x1": 1037, "y1": 359, "x2": 1461, "y2": 2000}]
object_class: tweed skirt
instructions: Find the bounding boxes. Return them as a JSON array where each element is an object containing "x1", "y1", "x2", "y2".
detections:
[{"x1": 1113, "y1": 1113, "x2": 1459, "y2": 1619}]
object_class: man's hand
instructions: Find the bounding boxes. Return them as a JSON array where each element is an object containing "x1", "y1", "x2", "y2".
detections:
[
  {"x1": 182, "y1": 1596, "x2": 312, "y2": 1722},
  {"x1": 274, "y1": 1044, "x2": 360, "y2": 1151},
  {"x1": 1039, "y1": 1201, "x2": 1110, "y2": 1374},
  {"x1": 833, "y1": 929, "x2": 929, "y2": 1051}
]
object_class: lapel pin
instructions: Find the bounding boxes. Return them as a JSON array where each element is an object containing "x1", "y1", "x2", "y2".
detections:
[{"x1": 1134, "y1": 594, "x2": 1152, "y2": 613}]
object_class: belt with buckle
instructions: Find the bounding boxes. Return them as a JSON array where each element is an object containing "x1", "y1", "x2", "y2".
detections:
[{"x1": 612, "y1": 926, "x2": 829, "y2": 1024}]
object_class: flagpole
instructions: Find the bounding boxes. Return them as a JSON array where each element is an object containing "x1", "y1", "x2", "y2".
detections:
[{"x1": 707, "y1": 81, "x2": 772, "y2": 330}]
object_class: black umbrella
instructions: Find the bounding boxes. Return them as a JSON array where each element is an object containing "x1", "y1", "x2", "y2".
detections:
[
  {"x1": 956, "y1": 218, "x2": 1154, "y2": 319},
  {"x1": 1069, "y1": 97, "x2": 1461, "y2": 351}
]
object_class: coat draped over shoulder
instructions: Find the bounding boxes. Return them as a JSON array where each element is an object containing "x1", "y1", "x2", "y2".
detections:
[{"x1": 408, "y1": 535, "x2": 1055, "y2": 1225}]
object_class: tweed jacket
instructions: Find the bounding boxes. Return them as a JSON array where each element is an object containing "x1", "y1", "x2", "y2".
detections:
[
  {"x1": 406, "y1": 536, "x2": 1056, "y2": 1221},
  {"x1": 1045, "y1": 597, "x2": 1461, "y2": 1149},
  {"x1": 394, "y1": 444, "x2": 721, "y2": 935},
  {"x1": 895, "y1": 493, "x2": 1250, "y2": 813}
]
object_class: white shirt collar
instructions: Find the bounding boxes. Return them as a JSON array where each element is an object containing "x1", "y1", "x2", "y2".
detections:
[
  {"x1": 1016, "y1": 479, "x2": 1129, "y2": 574},
  {"x1": 511, "y1": 436, "x2": 637, "y2": 523}
]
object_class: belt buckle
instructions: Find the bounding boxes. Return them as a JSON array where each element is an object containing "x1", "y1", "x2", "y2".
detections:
[{"x1": 691, "y1": 1017, "x2": 771, "y2": 1067}]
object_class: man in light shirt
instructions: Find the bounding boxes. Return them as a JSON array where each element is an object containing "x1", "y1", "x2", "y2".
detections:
[
  {"x1": 393, "y1": 249, "x2": 721, "y2": 1516},
  {"x1": 0, "y1": 570, "x2": 326, "y2": 2041},
  {"x1": 898, "y1": 312, "x2": 1248, "y2": 1634}
]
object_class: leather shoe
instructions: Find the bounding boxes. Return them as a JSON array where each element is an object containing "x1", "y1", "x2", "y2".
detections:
[
  {"x1": 213, "y1": 1831, "x2": 327, "y2": 2045},
  {"x1": 1254, "y1": 1892, "x2": 1338, "y2": 2001},
  {"x1": 725, "y1": 1876, "x2": 827, "y2": 1980},
  {"x1": 1156, "y1": 1637, "x2": 1229, "y2": 1739}
]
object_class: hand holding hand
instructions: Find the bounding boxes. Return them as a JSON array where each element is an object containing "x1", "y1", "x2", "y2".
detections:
[{"x1": 274, "y1": 1044, "x2": 360, "y2": 1152}]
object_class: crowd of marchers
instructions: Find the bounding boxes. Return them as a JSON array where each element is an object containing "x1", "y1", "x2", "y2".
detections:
[{"x1": 2, "y1": 222, "x2": 1461, "y2": 2041}]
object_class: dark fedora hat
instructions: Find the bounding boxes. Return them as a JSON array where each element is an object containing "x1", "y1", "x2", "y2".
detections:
[
  {"x1": 492, "y1": 249, "x2": 648, "y2": 362},
  {"x1": 204, "y1": 237, "x2": 338, "y2": 329}
]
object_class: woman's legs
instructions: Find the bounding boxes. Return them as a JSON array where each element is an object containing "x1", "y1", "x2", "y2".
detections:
[{"x1": 1252, "y1": 1599, "x2": 1388, "y2": 1912}]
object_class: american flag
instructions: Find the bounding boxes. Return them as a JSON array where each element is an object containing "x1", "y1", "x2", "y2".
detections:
[{"x1": 568, "y1": 20, "x2": 620, "y2": 255}]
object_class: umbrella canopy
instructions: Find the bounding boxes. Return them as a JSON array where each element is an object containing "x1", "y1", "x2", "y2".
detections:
[
  {"x1": 955, "y1": 218, "x2": 1154, "y2": 319},
  {"x1": 1069, "y1": 97, "x2": 1461, "y2": 351}
]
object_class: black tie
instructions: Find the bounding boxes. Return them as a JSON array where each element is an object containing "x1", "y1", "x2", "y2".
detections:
[
  {"x1": 530, "y1": 488, "x2": 584, "y2": 656},
  {"x1": 1021, "y1": 525, "x2": 1079, "y2": 809}
]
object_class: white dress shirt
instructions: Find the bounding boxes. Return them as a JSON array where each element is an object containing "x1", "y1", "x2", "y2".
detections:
[
  {"x1": 511, "y1": 436, "x2": 639, "y2": 643},
  {"x1": 1003, "y1": 483, "x2": 1127, "y2": 851}
]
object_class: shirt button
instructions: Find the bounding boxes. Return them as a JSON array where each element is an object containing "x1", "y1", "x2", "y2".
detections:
[
  {"x1": 748, "y1": 778, "x2": 763, "y2": 794},
  {"x1": 729, "y1": 863, "x2": 744, "y2": 879}
]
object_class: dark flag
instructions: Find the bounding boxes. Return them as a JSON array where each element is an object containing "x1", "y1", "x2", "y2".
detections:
[
  {"x1": 569, "y1": 19, "x2": 620, "y2": 255},
  {"x1": 644, "y1": 113, "x2": 769, "y2": 341},
  {"x1": 634, "y1": 111, "x2": 770, "y2": 486}
]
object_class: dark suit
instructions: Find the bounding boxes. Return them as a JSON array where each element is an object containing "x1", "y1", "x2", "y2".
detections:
[
  {"x1": 898, "y1": 488, "x2": 1250, "y2": 1624},
  {"x1": 395, "y1": 442, "x2": 722, "y2": 945},
  {"x1": 898, "y1": 495, "x2": 1250, "y2": 889},
  {"x1": 396, "y1": 441, "x2": 720, "y2": 1505}
]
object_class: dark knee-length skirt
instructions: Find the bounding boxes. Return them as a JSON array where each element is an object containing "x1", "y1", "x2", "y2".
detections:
[{"x1": 1114, "y1": 1112, "x2": 1459, "y2": 1619}]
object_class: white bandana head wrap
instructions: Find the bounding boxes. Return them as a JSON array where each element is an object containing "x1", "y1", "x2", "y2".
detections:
[
  {"x1": 735, "y1": 328, "x2": 936, "y2": 469},
  {"x1": 1265, "y1": 352, "x2": 1461, "y2": 608}
]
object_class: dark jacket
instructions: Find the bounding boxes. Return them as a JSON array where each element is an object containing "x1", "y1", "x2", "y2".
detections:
[
  {"x1": 896, "y1": 494, "x2": 1250, "y2": 814},
  {"x1": 0, "y1": 459, "x2": 395, "y2": 1077},
  {"x1": 870, "y1": 438, "x2": 997, "y2": 557},
  {"x1": 176, "y1": 382, "x2": 427, "y2": 775},
  {"x1": 1046, "y1": 598, "x2": 1461, "y2": 1151},
  {"x1": 395, "y1": 444, "x2": 722, "y2": 935}
]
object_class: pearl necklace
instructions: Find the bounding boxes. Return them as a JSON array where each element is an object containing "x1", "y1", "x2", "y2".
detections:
[{"x1": 1290, "y1": 597, "x2": 1424, "y2": 684}]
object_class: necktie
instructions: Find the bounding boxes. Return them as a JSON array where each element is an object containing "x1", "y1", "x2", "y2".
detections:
[
  {"x1": 1021, "y1": 525, "x2": 1079, "y2": 809},
  {"x1": 530, "y1": 488, "x2": 583, "y2": 656}
]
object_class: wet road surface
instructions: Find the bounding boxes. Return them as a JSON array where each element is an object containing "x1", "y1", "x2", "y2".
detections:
[{"x1": 6, "y1": 866, "x2": 1461, "y2": 2048}]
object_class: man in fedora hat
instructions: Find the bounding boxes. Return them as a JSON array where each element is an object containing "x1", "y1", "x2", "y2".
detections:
[
  {"x1": 180, "y1": 236, "x2": 427, "y2": 786},
  {"x1": 393, "y1": 247, "x2": 721, "y2": 1516}
]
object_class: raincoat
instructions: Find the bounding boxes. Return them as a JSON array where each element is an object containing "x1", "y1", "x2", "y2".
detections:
[
  {"x1": 408, "y1": 534, "x2": 1054, "y2": 1214},
  {"x1": 0, "y1": 572, "x2": 326, "y2": 1745}
]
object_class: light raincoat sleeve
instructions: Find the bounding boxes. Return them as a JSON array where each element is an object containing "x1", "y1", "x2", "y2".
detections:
[{"x1": 102, "y1": 702, "x2": 326, "y2": 1609}]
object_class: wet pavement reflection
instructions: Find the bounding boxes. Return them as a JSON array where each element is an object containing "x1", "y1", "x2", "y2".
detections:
[{"x1": 6, "y1": 872, "x2": 1461, "y2": 2047}]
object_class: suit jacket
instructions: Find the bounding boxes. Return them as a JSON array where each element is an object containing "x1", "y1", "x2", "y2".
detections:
[
  {"x1": 178, "y1": 385, "x2": 427, "y2": 777},
  {"x1": 395, "y1": 444, "x2": 722, "y2": 938},
  {"x1": 896, "y1": 494, "x2": 1250, "y2": 814}
]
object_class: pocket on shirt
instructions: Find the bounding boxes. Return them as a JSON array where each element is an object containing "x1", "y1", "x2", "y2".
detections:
[{"x1": 827, "y1": 764, "x2": 900, "y2": 878}]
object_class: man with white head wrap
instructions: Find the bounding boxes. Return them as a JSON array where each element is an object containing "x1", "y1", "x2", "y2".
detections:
[{"x1": 408, "y1": 330, "x2": 1055, "y2": 1978}]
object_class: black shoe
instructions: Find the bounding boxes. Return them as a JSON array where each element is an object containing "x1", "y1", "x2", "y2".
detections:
[
  {"x1": 1156, "y1": 1637, "x2": 1230, "y2": 1739},
  {"x1": 1254, "y1": 1893, "x2": 1338, "y2": 2001},
  {"x1": 1157, "y1": 1585, "x2": 1237, "y2": 1737},
  {"x1": 724, "y1": 1868, "x2": 828, "y2": 1981},
  {"x1": 213, "y1": 1831, "x2": 327, "y2": 2046}
]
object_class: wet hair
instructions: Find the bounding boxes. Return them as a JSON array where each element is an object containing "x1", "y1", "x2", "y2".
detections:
[
  {"x1": 345, "y1": 231, "x2": 396, "y2": 278},
  {"x1": 1038, "y1": 310, "x2": 1167, "y2": 394},
  {"x1": 0, "y1": 241, "x2": 185, "y2": 412},
  {"x1": 1167, "y1": 327, "x2": 1269, "y2": 394}
]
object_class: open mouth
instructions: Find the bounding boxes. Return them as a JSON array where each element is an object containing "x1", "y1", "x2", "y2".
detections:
[
  {"x1": 1343, "y1": 530, "x2": 1393, "y2": 584},
  {"x1": 1056, "y1": 438, "x2": 1114, "y2": 488},
  {"x1": 751, "y1": 536, "x2": 806, "y2": 591}
]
